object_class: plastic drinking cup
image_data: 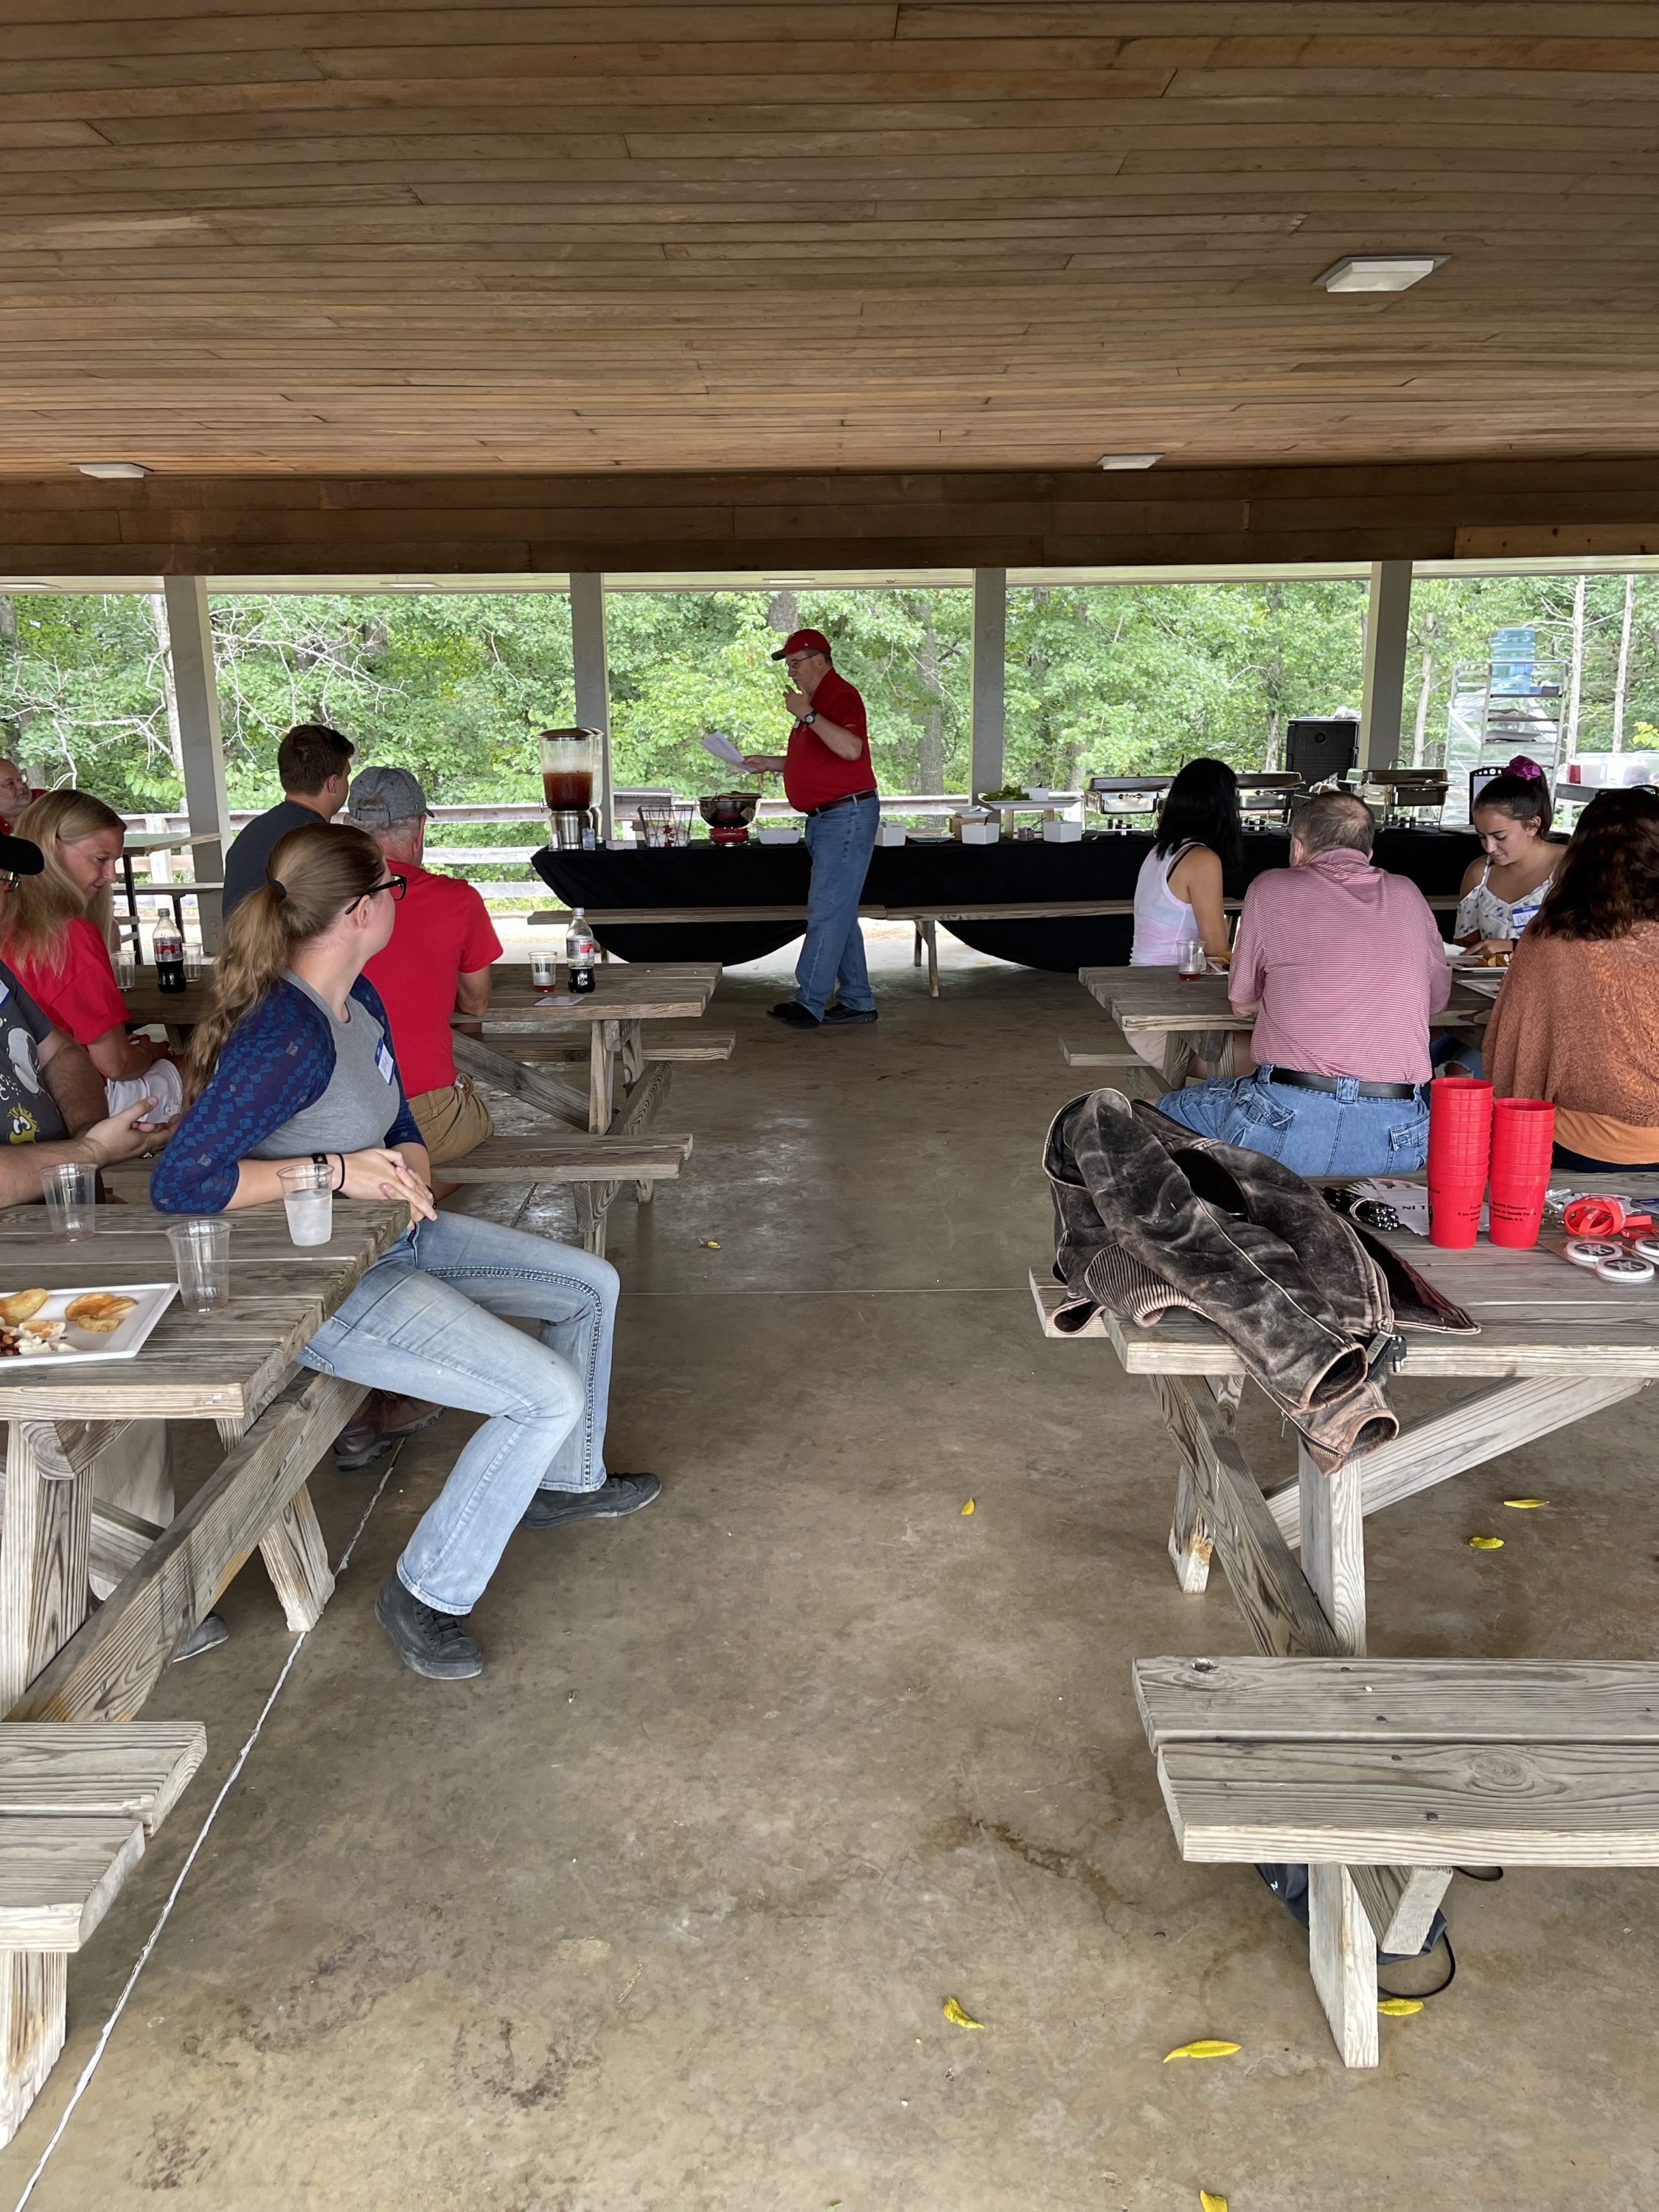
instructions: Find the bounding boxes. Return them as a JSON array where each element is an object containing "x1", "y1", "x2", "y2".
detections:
[
  {"x1": 184, "y1": 948, "x2": 205, "y2": 983},
  {"x1": 1489, "y1": 1098, "x2": 1555, "y2": 1248},
  {"x1": 114, "y1": 948, "x2": 135, "y2": 990},
  {"x1": 38, "y1": 1161, "x2": 96, "y2": 1241},
  {"x1": 1178, "y1": 939, "x2": 1206, "y2": 978},
  {"x1": 167, "y1": 1217, "x2": 231, "y2": 1312},
  {"x1": 1427, "y1": 1077, "x2": 1494, "y2": 1178},
  {"x1": 529, "y1": 950, "x2": 560, "y2": 992},
  {"x1": 1428, "y1": 1181, "x2": 1484, "y2": 1250},
  {"x1": 277, "y1": 1161, "x2": 334, "y2": 1248}
]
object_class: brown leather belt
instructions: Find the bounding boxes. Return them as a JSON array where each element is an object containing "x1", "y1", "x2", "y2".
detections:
[
  {"x1": 804, "y1": 790, "x2": 878, "y2": 817},
  {"x1": 1265, "y1": 1065, "x2": 1421, "y2": 1101}
]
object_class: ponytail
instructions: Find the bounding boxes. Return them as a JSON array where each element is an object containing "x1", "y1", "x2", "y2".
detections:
[{"x1": 184, "y1": 821, "x2": 383, "y2": 1102}]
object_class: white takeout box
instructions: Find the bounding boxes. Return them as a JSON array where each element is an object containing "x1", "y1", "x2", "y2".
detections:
[{"x1": 1042, "y1": 818, "x2": 1083, "y2": 843}]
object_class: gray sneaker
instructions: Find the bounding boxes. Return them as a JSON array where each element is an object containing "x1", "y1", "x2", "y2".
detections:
[
  {"x1": 521, "y1": 1472, "x2": 661, "y2": 1530},
  {"x1": 375, "y1": 1574, "x2": 483, "y2": 1680}
]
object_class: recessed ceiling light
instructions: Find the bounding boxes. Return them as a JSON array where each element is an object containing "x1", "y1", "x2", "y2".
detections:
[
  {"x1": 1316, "y1": 255, "x2": 1447, "y2": 293},
  {"x1": 74, "y1": 461, "x2": 150, "y2": 480},
  {"x1": 1098, "y1": 453, "x2": 1163, "y2": 471}
]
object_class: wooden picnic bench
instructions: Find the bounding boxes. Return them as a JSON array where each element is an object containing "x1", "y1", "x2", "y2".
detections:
[
  {"x1": 1030, "y1": 1174, "x2": 1659, "y2": 2066},
  {"x1": 0, "y1": 1196, "x2": 405, "y2": 2140}
]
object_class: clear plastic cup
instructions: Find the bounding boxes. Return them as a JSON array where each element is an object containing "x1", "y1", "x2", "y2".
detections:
[
  {"x1": 1178, "y1": 939, "x2": 1207, "y2": 978},
  {"x1": 529, "y1": 949, "x2": 560, "y2": 992},
  {"x1": 167, "y1": 1217, "x2": 231, "y2": 1312},
  {"x1": 184, "y1": 948, "x2": 205, "y2": 983},
  {"x1": 277, "y1": 1161, "x2": 334, "y2": 1247},
  {"x1": 39, "y1": 1161, "x2": 96, "y2": 1240},
  {"x1": 114, "y1": 947, "x2": 135, "y2": 990}
]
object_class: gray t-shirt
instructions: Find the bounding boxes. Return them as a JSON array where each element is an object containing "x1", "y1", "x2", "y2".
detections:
[
  {"x1": 222, "y1": 800, "x2": 334, "y2": 918},
  {"x1": 246, "y1": 974, "x2": 400, "y2": 1160}
]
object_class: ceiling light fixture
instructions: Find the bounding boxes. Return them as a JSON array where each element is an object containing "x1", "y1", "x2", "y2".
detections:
[
  {"x1": 74, "y1": 461, "x2": 150, "y2": 480},
  {"x1": 1098, "y1": 453, "x2": 1163, "y2": 471},
  {"x1": 1316, "y1": 255, "x2": 1447, "y2": 293}
]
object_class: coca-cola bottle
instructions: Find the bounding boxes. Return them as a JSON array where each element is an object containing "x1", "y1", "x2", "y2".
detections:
[{"x1": 153, "y1": 924, "x2": 187, "y2": 995}]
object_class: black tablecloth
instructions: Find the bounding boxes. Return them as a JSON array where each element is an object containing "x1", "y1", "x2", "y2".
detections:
[{"x1": 535, "y1": 829, "x2": 1481, "y2": 973}]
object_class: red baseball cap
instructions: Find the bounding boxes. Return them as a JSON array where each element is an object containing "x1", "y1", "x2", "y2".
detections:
[{"x1": 771, "y1": 628, "x2": 832, "y2": 662}]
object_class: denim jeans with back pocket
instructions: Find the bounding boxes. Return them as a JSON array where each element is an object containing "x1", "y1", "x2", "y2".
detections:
[
  {"x1": 1152, "y1": 1067, "x2": 1430, "y2": 1180},
  {"x1": 796, "y1": 792, "x2": 880, "y2": 1018}
]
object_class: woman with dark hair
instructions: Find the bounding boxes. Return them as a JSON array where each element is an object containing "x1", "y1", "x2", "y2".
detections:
[
  {"x1": 1485, "y1": 786, "x2": 1659, "y2": 1172},
  {"x1": 1454, "y1": 757, "x2": 1560, "y2": 956},
  {"x1": 1130, "y1": 758, "x2": 1242, "y2": 1074},
  {"x1": 152, "y1": 821, "x2": 659, "y2": 1683}
]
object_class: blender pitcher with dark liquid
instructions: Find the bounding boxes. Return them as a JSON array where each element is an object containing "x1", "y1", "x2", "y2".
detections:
[{"x1": 540, "y1": 728, "x2": 602, "y2": 848}]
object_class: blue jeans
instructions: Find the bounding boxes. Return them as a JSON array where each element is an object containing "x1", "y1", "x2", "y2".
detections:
[
  {"x1": 1154, "y1": 1067, "x2": 1430, "y2": 1179},
  {"x1": 300, "y1": 1211, "x2": 619, "y2": 1615},
  {"x1": 796, "y1": 793, "x2": 880, "y2": 1018}
]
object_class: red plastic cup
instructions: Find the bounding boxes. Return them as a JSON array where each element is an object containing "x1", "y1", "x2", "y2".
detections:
[
  {"x1": 1488, "y1": 1098, "x2": 1555, "y2": 1248},
  {"x1": 1429, "y1": 1180, "x2": 1484, "y2": 1248},
  {"x1": 1427, "y1": 1077, "x2": 1494, "y2": 1179}
]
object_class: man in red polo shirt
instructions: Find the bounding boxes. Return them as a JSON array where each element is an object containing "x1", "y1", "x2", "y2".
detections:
[{"x1": 742, "y1": 628, "x2": 880, "y2": 1028}]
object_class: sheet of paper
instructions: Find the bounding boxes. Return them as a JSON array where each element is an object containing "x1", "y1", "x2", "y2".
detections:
[
  {"x1": 700, "y1": 731, "x2": 746, "y2": 768},
  {"x1": 1349, "y1": 1178, "x2": 1489, "y2": 1237}
]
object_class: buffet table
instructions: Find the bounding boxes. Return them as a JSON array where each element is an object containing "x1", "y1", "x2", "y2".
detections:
[{"x1": 535, "y1": 829, "x2": 1482, "y2": 975}]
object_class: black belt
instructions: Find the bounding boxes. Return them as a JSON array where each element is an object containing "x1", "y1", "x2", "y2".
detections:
[
  {"x1": 804, "y1": 789, "x2": 877, "y2": 818},
  {"x1": 1265, "y1": 1065, "x2": 1422, "y2": 1101}
]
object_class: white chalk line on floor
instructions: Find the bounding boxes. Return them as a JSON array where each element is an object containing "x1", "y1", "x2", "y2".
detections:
[{"x1": 9, "y1": 1461, "x2": 397, "y2": 2212}]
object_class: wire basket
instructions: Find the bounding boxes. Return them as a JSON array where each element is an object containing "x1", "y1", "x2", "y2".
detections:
[{"x1": 634, "y1": 801, "x2": 695, "y2": 849}]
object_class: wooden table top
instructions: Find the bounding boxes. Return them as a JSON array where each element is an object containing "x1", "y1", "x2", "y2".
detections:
[
  {"x1": 1081, "y1": 965, "x2": 1495, "y2": 1034},
  {"x1": 0, "y1": 1200, "x2": 405, "y2": 1422},
  {"x1": 458, "y1": 961, "x2": 721, "y2": 1032},
  {"x1": 122, "y1": 974, "x2": 208, "y2": 1028},
  {"x1": 1037, "y1": 1177, "x2": 1659, "y2": 1382}
]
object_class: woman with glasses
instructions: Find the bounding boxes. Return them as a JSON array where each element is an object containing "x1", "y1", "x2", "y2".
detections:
[
  {"x1": 152, "y1": 821, "x2": 658, "y2": 1684},
  {"x1": 1, "y1": 790, "x2": 184, "y2": 1117}
]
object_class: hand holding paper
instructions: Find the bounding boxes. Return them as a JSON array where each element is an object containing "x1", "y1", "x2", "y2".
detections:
[{"x1": 700, "y1": 731, "x2": 746, "y2": 768}]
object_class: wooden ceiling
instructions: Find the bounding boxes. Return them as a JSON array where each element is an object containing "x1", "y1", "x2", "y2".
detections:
[{"x1": 3, "y1": 3, "x2": 1659, "y2": 477}]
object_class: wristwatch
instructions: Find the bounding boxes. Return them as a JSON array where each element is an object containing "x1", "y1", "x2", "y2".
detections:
[{"x1": 801, "y1": 710, "x2": 817, "y2": 726}]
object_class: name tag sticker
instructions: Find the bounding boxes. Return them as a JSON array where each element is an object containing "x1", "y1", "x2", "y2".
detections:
[
  {"x1": 375, "y1": 1042, "x2": 396, "y2": 1085},
  {"x1": 0, "y1": 982, "x2": 10, "y2": 1010}
]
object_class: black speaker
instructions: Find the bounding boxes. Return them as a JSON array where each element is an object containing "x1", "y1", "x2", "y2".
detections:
[{"x1": 1285, "y1": 717, "x2": 1358, "y2": 787}]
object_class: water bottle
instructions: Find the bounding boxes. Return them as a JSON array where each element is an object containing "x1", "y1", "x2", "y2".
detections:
[
  {"x1": 153, "y1": 923, "x2": 187, "y2": 995},
  {"x1": 566, "y1": 908, "x2": 598, "y2": 995}
]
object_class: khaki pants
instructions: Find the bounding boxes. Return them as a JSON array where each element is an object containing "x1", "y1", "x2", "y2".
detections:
[{"x1": 408, "y1": 1074, "x2": 493, "y2": 1166}]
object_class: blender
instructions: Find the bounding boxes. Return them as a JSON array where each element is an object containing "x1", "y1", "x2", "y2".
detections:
[{"x1": 540, "y1": 727, "x2": 601, "y2": 848}]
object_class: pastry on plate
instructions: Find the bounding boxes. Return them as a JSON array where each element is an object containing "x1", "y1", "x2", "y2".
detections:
[
  {"x1": 64, "y1": 1293, "x2": 136, "y2": 1334},
  {"x1": 0, "y1": 1288, "x2": 49, "y2": 1326}
]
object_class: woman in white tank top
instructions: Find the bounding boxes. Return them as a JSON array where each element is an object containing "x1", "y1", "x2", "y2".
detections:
[{"x1": 1129, "y1": 759, "x2": 1242, "y2": 1073}]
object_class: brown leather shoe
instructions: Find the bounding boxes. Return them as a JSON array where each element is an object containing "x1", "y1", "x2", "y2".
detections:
[{"x1": 334, "y1": 1391, "x2": 443, "y2": 1472}]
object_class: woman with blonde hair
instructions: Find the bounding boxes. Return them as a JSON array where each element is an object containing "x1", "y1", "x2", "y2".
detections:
[
  {"x1": 152, "y1": 821, "x2": 658, "y2": 1683},
  {"x1": 1, "y1": 789, "x2": 183, "y2": 1118}
]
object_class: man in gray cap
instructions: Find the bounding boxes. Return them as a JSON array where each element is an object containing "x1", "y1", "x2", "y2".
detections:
[{"x1": 334, "y1": 765, "x2": 504, "y2": 1470}]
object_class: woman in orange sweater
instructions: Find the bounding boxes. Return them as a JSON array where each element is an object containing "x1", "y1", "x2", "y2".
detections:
[{"x1": 1484, "y1": 786, "x2": 1659, "y2": 1173}]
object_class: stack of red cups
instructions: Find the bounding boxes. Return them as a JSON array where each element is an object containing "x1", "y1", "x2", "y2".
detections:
[
  {"x1": 1427, "y1": 1078, "x2": 1493, "y2": 1248},
  {"x1": 1488, "y1": 1097, "x2": 1557, "y2": 1248}
]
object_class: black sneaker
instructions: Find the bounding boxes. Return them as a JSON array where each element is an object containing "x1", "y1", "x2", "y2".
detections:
[
  {"x1": 375, "y1": 1573, "x2": 483, "y2": 1680},
  {"x1": 521, "y1": 1472, "x2": 662, "y2": 1530},
  {"x1": 171, "y1": 1613, "x2": 229, "y2": 1663},
  {"x1": 767, "y1": 1001, "x2": 821, "y2": 1027},
  {"x1": 823, "y1": 1003, "x2": 877, "y2": 1025}
]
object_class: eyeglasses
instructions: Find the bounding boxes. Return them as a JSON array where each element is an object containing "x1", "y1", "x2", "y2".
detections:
[
  {"x1": 347, "y1": 874, "x2": 406, "y2": 913},
  {"x1": 782, "y1": 653, "x2": 822, "y2": 672}
]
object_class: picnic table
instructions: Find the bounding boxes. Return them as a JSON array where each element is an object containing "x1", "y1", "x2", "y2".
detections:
[
  {"x1": 1031, "y1": 1178, "x2": 1659, "y2": 2066},
  {"x1": 1078, "y1": 965, "x2": 1497, "y2": 1090},
  {"x1": 451, "y1": 961, "x2": 718, "y2": 1253},
  {"x1": 0, "y1": 1194, "x2": 404, "y2": 2140}
]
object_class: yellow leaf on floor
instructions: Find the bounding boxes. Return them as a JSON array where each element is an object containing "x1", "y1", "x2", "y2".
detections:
[
  {"x1": 1469, "y1": 1535, "x2": 1505, "y2": 1549},
  {"x1": 961, "y1": 1499, "x2": 975, "y2": 1515},
  {"x1": 1503, "y1": 1498, "x2": 1548, "y2": 1509},
  {"x1": 1200, "y1": 2191, "x2": 1229, "y2": 2211},
  {"x1": 942, "y1": 1997, "x2": 985, "y2": 2029},
  {"x1": 1377, "y1": 1997, "x2": 1425, "y2": 2016},
  {"x1": 700, "y1": 1239, "x2": 721, "y2": 1248},
  {"x1": 1163, "y1": 2039, "x2": 1239, "y2": 2062}
]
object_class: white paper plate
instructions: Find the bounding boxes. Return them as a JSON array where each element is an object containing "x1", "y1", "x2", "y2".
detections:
[{"x1": 0, "y1": 1281, "x2": 179, "y2": 1366}]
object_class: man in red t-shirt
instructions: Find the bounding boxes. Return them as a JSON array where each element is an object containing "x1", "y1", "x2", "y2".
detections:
[
  {"x1": 742, "y1": 628, "x2": 880, "y2": 1028},
  {"x1": 350, "y1": 765, "x2": 501, "y2": 1168}
]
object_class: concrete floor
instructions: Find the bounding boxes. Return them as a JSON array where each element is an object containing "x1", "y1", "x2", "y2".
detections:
[{"x1": 4, "y1": 928, "x2": 1659, "y2": 2211}]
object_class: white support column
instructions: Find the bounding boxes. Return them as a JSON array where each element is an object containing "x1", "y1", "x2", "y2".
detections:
[
  {"x1": 970, "y1": 568, "x2": 1006, "y2": 798},
  {"x1": 160, "y1": 577, "x2": 230, "y2": 950},
  {"x1": 570, "y1": 573, "x2": 612, "y2": 837},
  {"x1": 1359, "y1": 560, "x2": 1412, "y2": 773}
]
